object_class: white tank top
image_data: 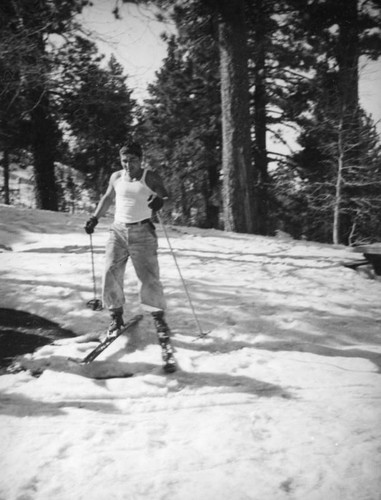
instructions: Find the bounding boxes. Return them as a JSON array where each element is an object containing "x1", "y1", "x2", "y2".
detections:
[{"x1": 114, "y1": 169, "x2": 154, "y2": 224}]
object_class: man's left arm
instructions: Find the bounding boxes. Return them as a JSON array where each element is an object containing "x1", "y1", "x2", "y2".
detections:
[{"x1": 145, "y1": 170, "x2": 169, "y2": 211}]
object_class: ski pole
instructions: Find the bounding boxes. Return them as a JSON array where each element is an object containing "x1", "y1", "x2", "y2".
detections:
[
  {"x1": 157, "y1": 213, "x2": 208, "y2": 339},
  {"x1": 87, "y1": 233, "x2": 103, "y2": 311}
]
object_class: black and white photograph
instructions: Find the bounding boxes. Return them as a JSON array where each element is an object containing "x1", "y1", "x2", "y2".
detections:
[{"x1": 1, "y1": 0, "x2": 381, "y2": 498}]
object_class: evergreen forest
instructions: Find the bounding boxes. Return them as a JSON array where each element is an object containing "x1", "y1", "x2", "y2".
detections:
[{"x1": 1, "y1": 0, "x2": 381, "y2": 245}]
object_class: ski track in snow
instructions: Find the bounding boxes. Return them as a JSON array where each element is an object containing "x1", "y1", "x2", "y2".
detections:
[{"x1": 0, "y1": 205, "x2": 381, "y2": 500}]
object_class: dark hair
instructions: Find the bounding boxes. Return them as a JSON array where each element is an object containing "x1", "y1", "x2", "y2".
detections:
[{"x1": 120, "y1": 141, "x2": 143, "y2": 159}]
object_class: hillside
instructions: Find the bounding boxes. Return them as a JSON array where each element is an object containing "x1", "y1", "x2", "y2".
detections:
[{"x1": 0, "y1": 204, "x2": 380, "y2": 500}]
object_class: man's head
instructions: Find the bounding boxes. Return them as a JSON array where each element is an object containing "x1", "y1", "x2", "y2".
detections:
[
  {"x1": 120, "y1": 141, "x2": 142, "y2": 159},
  {"x1": 119, "y1": 141, "x2": 143, "y2": 178}
]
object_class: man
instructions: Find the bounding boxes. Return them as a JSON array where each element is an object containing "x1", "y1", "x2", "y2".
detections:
[{"x1": 84, "y1": 141, "x2": 175, "y2": 372}]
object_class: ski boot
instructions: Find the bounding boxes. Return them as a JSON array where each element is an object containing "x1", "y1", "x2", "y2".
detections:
[
  {"x1": 106, "y1": 307, "x2": 125, "y2": 339},
  {"x1": 152, "y1": 311, "x2": 176, "y2": 373}
]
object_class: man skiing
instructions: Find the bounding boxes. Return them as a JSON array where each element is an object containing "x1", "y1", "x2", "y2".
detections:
[{"x1": 84, "y1": 141, "x2": 176, "y2": 372}]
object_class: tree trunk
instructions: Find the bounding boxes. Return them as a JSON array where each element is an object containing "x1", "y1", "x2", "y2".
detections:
[
  {"x1": 30, "y1": 94, "x2": 59, "y2": 211},
  {"x1": 217, "y1": 0, "x2": 258, "y2": 233},
  {"x1": 336, "y1": 0, "x2": 360, "y2": 242},
  {"x1": 2, "y1": 148, "x2": 10, "y2": 205},
  {"x1": 333, "y1": 118, "x2": 344, "y2": 245},
  {"x1": 24, "y1": 22, "x2": 59, "y2": 211},
  {"x1": 252, "y1": 0, "x2": 268, "y2": 235},
  {"x1": 337, "y1": 0, "x2": 359, "y2": 114}
]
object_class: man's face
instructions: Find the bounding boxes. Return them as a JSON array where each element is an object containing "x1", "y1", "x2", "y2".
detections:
[{"x1": 120, "y1": 151, "x2": 142, "y2": 177}]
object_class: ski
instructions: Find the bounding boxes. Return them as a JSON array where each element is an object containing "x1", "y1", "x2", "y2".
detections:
[{"x1": 81, "y1": 314, "x2": 143, "y2": 364}]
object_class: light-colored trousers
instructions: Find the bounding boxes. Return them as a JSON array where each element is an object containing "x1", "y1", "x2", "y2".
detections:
[{"x1": 102, "y1": 222, "x2": 166, "y2": 312}]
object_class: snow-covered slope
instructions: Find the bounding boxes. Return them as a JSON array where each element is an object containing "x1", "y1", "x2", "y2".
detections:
[{"x1": 1, "y1": 204, "x2": 380, "y2": 500}]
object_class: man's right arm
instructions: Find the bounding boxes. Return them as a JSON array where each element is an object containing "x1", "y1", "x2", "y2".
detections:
[
  {"x1": 85, "y1": 172, "x2": 118, "y2": 234},
  {"x1": 94, "y1": 182, "x2": 116, "y2": 219}
]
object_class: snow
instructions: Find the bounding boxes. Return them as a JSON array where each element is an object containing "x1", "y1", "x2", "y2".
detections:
[{"x1": 0, "y1": 204, "x2": 380, "y2": 500}]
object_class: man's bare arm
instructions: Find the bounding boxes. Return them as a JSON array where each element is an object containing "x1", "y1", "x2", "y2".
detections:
[
  {"x1": 94, "y1": 172, "x2": 119, "y2": 219},
  {"x1": 145, "y1": 170, "x2": 169, "y2": 199}
]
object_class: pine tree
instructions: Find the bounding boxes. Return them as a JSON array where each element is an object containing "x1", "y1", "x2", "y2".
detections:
[
  {"x1": 116, "y1": 0, "x2": 381, "y2": 241},
  {"x1": 60, "y1": 39, "x2": 137, "y2": 197},
  {"x1": 121, "y1": 0, "x2": 259, "y2": 233},
  {"x1": 0, "y1": 55, "x2": 30, "y2": 204},
  {"x1": 0, "y1": 0, "x2": 90, "y2": 210},
  {"x1": 269, "y1": 0, "x2": 381, "y2": 243},
  {"x1": 140, "y1": 35, "x2": 221, "y2": 227}
]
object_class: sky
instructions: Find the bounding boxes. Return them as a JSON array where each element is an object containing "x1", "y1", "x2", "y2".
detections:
[
  {"x1": 359, "y1": 56, "x2": 381, "y2": 130},
  {"x1": 1, "y1": 204, "x2": 381, "y2": 499},
  {"x1": 78, "y1": 0, "x2": 176, "y2": 102},
  {"x1": 79, "y1": 0, "x2": 381, "y2": 134}
]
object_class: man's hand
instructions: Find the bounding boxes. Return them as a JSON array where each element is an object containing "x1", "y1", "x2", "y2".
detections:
[
  {"x1": 148, "y1": 195, "x2": 164, "y2": 211},
  {"x1": 85, "y1": 216, "x2": 98, "y2": 234}
]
